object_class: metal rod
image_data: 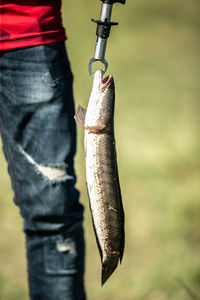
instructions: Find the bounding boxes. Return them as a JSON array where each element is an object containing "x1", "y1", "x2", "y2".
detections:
[{"x1": 88, "y1": 0, "x2": 126, "y2": 76}]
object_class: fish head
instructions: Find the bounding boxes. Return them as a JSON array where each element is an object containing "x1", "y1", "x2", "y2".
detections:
[{"x1": 85, "y1": 70, "x2": 115, "y2": 132}]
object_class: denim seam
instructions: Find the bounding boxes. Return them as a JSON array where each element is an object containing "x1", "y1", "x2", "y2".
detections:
[{"x1": 0, "y1": 124, "x2": 20, "y2": 204}]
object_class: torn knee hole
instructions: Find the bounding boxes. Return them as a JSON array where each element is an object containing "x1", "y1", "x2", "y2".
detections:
[
  {"x1": 56, "y1": 239, "x2": 77, "y2": 256},
  {"x1": 21, "y1": 150, "x2": 67, "y2": 181}
]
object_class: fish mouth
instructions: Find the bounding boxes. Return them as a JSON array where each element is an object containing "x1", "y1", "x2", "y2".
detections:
[
  {"x1": 93, "y1": 70, "x2": 114, "y2": 92},
  {"x1": 94, "y1": 70, "x2": 113, "y2": 92},
  {"x1": 100, "y1": 74, "x2": 113, "y2": 92}
]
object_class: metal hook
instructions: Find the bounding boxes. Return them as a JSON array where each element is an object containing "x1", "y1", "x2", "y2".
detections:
[{"x1": 88, "y1": 58, "x2": 108, "y2": 77}]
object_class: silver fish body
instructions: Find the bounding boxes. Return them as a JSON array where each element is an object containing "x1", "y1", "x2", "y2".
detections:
[{"x1": 75, "y1": 70, "x2": 125, "y2": 285}]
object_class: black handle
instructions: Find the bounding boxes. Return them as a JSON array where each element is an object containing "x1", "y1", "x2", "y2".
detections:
[
  {"x1": 92, "y1": 19, "x2": 118, "y2": 39},
  {"x1": 100, "y1": 0, "x2": 126, "y2": 4}
]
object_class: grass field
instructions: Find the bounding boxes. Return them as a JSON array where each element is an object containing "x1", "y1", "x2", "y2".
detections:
[{"x1": 0, "y1": 0, "x2": 200, "y2": 299}]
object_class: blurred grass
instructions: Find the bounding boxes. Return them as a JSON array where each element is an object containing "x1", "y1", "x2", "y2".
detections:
[{"x1": 0, "y1": 0, "x2": 200, "y2": 299}]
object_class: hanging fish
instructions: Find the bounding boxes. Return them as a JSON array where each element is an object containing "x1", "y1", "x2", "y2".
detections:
[{"x1": 75, "y1": 70, "x2": 125, "y2": 285}]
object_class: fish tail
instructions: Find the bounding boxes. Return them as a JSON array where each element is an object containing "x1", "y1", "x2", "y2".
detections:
[{"x1": 101, "y1": 255, "x2": 119, "y2": 285}]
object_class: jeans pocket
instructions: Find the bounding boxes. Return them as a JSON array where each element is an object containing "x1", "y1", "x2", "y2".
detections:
[{"x1": 43, "y1": 233, "x2": 84, "y2": 275}]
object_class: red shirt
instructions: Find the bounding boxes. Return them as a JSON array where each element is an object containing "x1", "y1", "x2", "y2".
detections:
[{"x1": 0, "y1": 0, "x2": 66, "y2": 50}]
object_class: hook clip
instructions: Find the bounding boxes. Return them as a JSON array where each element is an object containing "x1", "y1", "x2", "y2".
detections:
[{"x1": 88, "y1": 58, "x2": 108, "y2": 77}]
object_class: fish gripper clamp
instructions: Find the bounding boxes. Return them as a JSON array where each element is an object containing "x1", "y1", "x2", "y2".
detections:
[{"x1": 88, "y1": 0, "x2": 126, "y2": 76}]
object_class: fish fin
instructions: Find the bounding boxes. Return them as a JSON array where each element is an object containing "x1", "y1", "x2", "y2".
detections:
[
  {"x1": 118, "y1": 173, "x2": 125, "y2": 264},
  {"x1": 74, "y1": 105, "x2": 86, "y2": 127},
  {"x1": 119, "y1": 206, "x2": 125, "y2": 264},
  {"x1": 114, "y1": 147, "x2": 125, "y2": 263},
  {"x1": 102, "y1": 255, "x2": 119, "y2": 286},
  {"x1": 84, "y1": 125, "x2": 106, "y2": 133},
  {"x1": 118, "y1": 186, "x2": 125, "y2": 263}
]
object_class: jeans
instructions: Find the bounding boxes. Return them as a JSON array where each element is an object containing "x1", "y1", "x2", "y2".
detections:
[{"x1": 0, "y1": 42, "x2": 86, "y2": 300}]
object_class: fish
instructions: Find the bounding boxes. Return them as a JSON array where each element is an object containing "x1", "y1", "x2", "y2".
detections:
[{"x1": 74, "y1": 70, "x2": 125, "y2": 285}]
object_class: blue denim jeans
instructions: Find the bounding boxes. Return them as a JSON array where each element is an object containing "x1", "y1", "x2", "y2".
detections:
[{"x1": 0, "y1": 42, "x2": 86, "y2": 300}]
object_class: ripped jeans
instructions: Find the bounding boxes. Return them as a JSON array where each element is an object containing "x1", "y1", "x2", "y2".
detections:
[{"x1": 0, "y1": 42, "x2": 86, "y2": 300}]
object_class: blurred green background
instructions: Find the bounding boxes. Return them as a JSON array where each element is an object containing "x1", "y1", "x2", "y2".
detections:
[{"x1": 0, "y1": 0, "x2": 200, "y2": 299}]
